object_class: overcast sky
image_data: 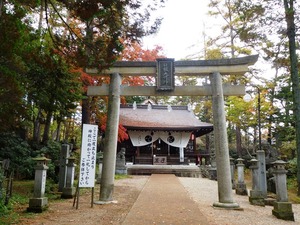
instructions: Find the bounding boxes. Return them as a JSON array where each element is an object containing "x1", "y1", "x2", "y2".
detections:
[
  {"x1": 142, "y1": 1, "x2": 275, "y2": 82},
  {"x1": 142, "y1": 0, "x2": 219, "y2": 60}
]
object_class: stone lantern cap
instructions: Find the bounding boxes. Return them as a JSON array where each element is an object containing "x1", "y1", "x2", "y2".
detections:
[
  {"x1": 33, "y1": 154, "x2": 51, "y2": 166},
  {"x1": 272, "y1": 160, "x2": 287, "y2": 170},
  {"x1": 249, "y1": 158, "x2": 258, "y2": 164},
  {"x1": 67, "y1": 156, "x2": 76, "y2": 161},
  {"x1": 236, "y1": 158, "x2": 244, "y2": 164},
  {"x1": 33, "y1": 154, "x2": 50, "y2": 161},
  {"x1": 67, "y1": 156, "x2": 76, "y2": 165},
  {"x1": 249, "y1": 158, "x2": 258, "y2": 169}
]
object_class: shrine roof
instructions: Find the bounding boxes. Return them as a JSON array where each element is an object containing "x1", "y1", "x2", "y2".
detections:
[{"x1": 119, "y1": 105, "x2": 213, "y2": 137}]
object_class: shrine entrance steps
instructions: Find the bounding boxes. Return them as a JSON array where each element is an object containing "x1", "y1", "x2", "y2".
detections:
[
  {"x1": 122, "y1": 174, "x2": 209, "y2": 225},
  {"x1": 126, "y1": 164, "x2": 201, "y2": 177}
]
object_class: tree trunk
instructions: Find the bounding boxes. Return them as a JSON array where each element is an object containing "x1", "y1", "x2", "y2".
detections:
[
  {"x1": 38, "y1": 0, "x2": 44, "y2": 31},
  {"x1": 283, "y1": 0, "x2": 300, "y2": 196},
  {"x1": 81, "y1": 20, "x2": 93, "y2": 126},
  {"x1": 42, "y1": 110, "x2": 53, "y2": 144},
  {"x1": 81, "y1": 96, "x2": 90, "y2": 125},
  {"x1": 236, "y1": 127, "x2": 242, "y2": 157},
  {"x1": 268, "y1": 65, "x2": 279, "y2": 145},
  {"x1": 55, "y1": 119, "x2": 62, "y2": 142},
  {"x1": 33, "y1": 109, "x2": 42, "y2": 143},
  {"x1": 0, "y1": 0, "x2": 3, "y2": 19}
]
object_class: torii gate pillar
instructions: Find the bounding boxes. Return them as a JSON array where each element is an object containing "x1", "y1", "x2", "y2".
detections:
[
  {"x1": 99, "y1": 73, "x2": 121, "y2": 203},
  {"x1": 210, "y1": 72, "x2": 239, "y2": 209}
]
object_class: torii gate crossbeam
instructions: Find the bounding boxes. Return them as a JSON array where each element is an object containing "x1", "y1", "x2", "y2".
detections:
[{"x1": 86, "y1": 55, "x2": 258, "y2": 76}]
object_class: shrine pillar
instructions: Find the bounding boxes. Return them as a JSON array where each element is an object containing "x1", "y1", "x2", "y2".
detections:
[
  {"x1": 179, "y1": 147, "x2": 184, "y2": 163},
  {"x1": 210, "y1": 72, "x2": 239, "y2": 209}
]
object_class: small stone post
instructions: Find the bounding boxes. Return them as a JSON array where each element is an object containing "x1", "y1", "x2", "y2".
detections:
[
  {"x1": 27, "y1": 155, "x2": 50, "y2": 213},
  {"x1": 96, "y1": 152, "x2": 104, "y2": 184},
  {"x1": 272, "y1": 160, "x2": 294, "y2": 221},
  {"x1": 115, "y1": 148, "x2": 127, "y2": 175},
  {"x1": 208, "y1": 163, "x2": 217, "y2": 181},
  {"x1": 61, "y1": 157, "x2": 76, "y2": 199},
  {"x1": 235, "y1": 158, "x2": 248, "y2": 195},
  {"x1": 249, "y1": 158, "x2": 265, "y2": 206},
  {"x1": 58, "y1": 144, "x2": 70, "y2": 192},
  {"x1": 257, "y1": 150, "x2": 267, "y2": 198},
  {"x1": 96, "y1": 158, "x2": 103, "y2": 184},
  {"x1": 230, "y1": 158, "x2": 235, "y2": 189}
]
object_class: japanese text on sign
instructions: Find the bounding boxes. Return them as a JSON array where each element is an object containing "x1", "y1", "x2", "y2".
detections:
[
  {"x1": 156, "y1": 58, "x2": 174, "y2": 91},
  {"x1": 79, "y1": 124, "x2": 98, "y2": 188}
]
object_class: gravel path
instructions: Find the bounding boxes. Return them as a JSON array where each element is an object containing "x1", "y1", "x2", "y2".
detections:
[
  {"x1": 179, "y1": 177, "x2": 300, "y2": 225},
  {"x1": 18, "y1": 176, "x2": 299, "y2": 225}
]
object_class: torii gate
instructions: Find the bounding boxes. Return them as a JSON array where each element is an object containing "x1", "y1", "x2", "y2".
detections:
[{"x1": 87, "y1": 55, "x2": 258, "y2": 208}]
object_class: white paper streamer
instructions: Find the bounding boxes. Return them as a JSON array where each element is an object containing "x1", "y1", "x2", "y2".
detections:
[{"x1": 128, "y1": 130, "x2": 191, "y2": 148}]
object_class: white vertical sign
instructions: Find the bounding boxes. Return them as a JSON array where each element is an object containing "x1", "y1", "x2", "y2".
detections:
[{"x1": 79, "y1": 124, "x2": 98, "y2": 188}]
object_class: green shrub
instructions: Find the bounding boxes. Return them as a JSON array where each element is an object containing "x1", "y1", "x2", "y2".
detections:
[
  {"x1": 287, "y1": 158, "x2": 297, "y2": 177},
  {"x1": 0, "y1": 202, "x2": 10, "y2": 218},
  {"x1": 36, "y1": 140, "x2": 61, "y2": 182},
  {"x1": 0, "y1": 132, "x2": 33, "y2": 179}
]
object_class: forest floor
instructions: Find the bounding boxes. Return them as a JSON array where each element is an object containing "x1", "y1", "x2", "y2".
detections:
[{"x1": 9, "y1": 176, "x2": 148, "y2": 225}]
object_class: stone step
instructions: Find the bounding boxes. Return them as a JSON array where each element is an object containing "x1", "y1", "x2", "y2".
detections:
[{"x1": 127, "y1": 165, "x2": 201, "y2": 177}]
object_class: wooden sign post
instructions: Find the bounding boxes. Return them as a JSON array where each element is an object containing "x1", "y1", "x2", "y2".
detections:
[{"x1": 74, "y1": 124, "x2": 98, "y2": 209}]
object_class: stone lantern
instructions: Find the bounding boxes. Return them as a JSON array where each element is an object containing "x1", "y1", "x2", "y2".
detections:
[
  {"x1": 27, "y1": 154, "x2": 51, "y2": 213},
  {"x1": 61, "y1": 156, "x2": 76, "y2": 199},
  {"x1": 235, "y1": 158, "x2": 247, "y2": 195},
  {"x1": 271, "y1": 160, "x2": 294, "y2": 221}
]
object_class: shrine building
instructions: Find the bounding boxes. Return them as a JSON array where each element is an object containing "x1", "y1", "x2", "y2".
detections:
[{"x1": 118, "y1": 103, "x2": 213, "y2": 165}]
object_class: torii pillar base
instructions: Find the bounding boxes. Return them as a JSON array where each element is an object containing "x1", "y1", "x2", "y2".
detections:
[{"x1": 213, "y1": 202, "x2": 241, "y2": 210}]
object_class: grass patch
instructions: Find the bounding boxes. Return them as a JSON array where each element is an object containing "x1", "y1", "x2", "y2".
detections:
[
  {"x1": 0, "y1": 180, "x2": 34, "y2": 224},
  {"x1": 0, "y1": 191, "x2": 33, "y2": 225},
  {"x1": 115, "y1": 174, "x2": 131, "y2": 180},
  {"x1": 13, "y1": 180, "x2": 33, "y2": 196},
  {"x1": 287, "y1": 177, "x2": 300, "y2": 203},
  {"x1": 0, "y1": 179, "x2": 68, "y2": 224},
  {"x1": 240, "y1": 169, "x2": 300, "y2": 203}
]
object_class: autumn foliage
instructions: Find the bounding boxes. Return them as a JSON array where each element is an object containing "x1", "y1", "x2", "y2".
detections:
[
  {"x1": 120, "y1": 41, "x2": 165, "y2": 61},
  {"x1": 99, "y1": 115, "x2": 129, "y2": 142}
]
